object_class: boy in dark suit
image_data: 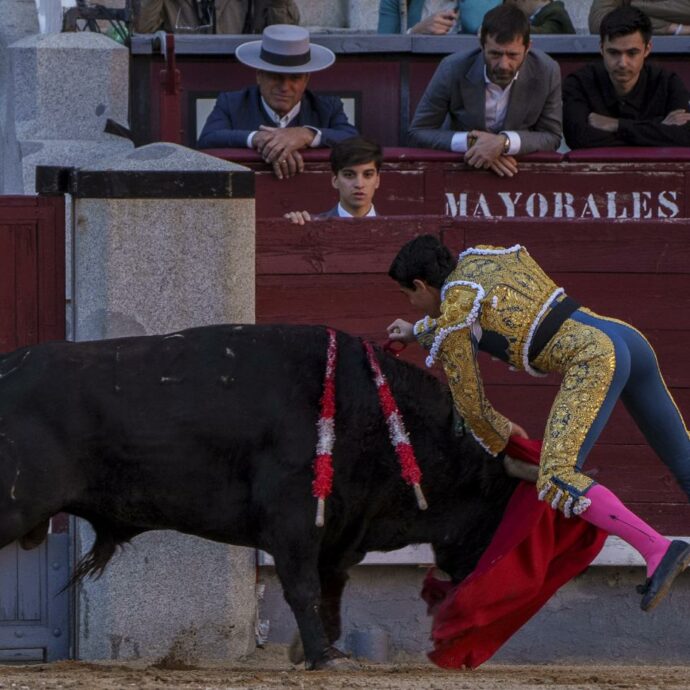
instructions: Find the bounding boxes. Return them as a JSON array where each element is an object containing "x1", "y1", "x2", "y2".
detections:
[{"x1": 284, "y1": 137, "x2": 382, "y2": 224}]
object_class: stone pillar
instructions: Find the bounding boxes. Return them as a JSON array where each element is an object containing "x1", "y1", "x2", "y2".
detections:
[
  {"x1": 0, "y1": 0, "x2": 38, "y2": 193},
  {"x1": 5, "y1": 31, "x2": 132, "y2": 194},
  {"x1": 39, "y1": 142, "x2": 257, "y2": 664}
]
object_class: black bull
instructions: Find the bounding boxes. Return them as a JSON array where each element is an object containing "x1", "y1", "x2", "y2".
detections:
[{"x1": 0, "y1": 324, "x2": 518, "y2": 668}]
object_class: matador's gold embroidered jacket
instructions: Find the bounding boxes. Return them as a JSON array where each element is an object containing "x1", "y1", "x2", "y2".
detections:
[{"x1": 414, "y1": 244, "x2": 564, "y2": 456}]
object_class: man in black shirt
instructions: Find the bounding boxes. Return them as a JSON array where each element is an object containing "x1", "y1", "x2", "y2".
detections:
[{"x1": 563, "y1": 6, "x2": 690, "y2": 149}]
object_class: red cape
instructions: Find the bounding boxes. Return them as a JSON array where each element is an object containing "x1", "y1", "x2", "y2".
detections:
[{"x1": 421, "y1": 437, "x2": 607, "y2": 669}]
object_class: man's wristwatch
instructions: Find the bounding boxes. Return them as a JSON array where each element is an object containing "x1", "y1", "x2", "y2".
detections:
[
  {"x1": 467, "y1": 133, "x2": 478, "y2": 149},
  {"x1": 501, "y1": 133, "x2": 510, "y2": 154}
]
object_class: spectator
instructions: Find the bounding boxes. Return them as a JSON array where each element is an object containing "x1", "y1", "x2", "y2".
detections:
[
  {"x1": 563, "y1": 6, "x2": 690, "y2": 149},
  {"x1": 589, "y1": 0, "x2": 690, "y2": 35},
  {"x1": 283, "y1": 137, "x2": 383, "y2": 224},
  {"x1": 377, "y1": 0, "x2": 500, "y2": 35},
  {"x1": 133, "y1": 0, "x2": 300, "y2": 35},
  {"x1": 504, "y1": 0, "x2": 575, "y2": 34},
  {"x1": 197, "y1": 25, "x2": 358, "y2": 179},
  {"x1": 378, "y1": 0, "x2": 460, "y2": 34},
  {"x1": 407, "y1": 4, "x2": 562, "y2": 177}
]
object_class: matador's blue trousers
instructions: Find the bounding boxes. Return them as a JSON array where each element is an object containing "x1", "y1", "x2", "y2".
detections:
[{"x1": 533, "y1": 307, "x2": 690, "y2": 516}]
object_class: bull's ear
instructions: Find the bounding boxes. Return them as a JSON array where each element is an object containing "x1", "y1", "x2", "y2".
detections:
[{"x1": 452, "y1": 407, "x2": 466, "y2": 437}]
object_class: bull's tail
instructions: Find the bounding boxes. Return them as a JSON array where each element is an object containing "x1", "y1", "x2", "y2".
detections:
[{"x1": 64, "y1": 519, "x2": 141, "y2": 590}]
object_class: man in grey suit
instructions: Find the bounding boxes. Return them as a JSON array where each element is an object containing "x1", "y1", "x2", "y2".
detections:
[{"x1": 408, "y1": 4, "x2": 562, "y2": 177}]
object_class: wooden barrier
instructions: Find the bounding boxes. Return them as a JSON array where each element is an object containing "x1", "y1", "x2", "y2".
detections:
[
  {"x1": 0, "y1": 196, "x2": 65, "y2": 352},
  {"x1": 210, "y1": 148, "x2": 690, "y2": 220},
  {"x1": 130, "y1": 33, "x2": 690, "y2": 148},
  {"x1": 256, "y1": 215, "x2": 690, "y2": 534}
]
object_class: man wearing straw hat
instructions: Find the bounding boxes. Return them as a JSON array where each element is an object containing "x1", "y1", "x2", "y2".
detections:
[{"x1": 198, "y1": 25, "x2": 358, "y2": 179}]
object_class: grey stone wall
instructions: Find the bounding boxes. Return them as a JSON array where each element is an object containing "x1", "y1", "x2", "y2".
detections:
[
  {"x1": 260, "y1": 565, "x2": 690, "y2": 663},
  {"x1": 0, "y1": 0, "x2": 38, "y2": 193},
  {"x1": 5, "y1": 31, "x2": 132, "y2": 194}
]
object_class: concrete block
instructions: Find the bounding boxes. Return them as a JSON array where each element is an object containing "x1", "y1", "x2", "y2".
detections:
[
  {"x1": 72, "y1": 143, "x2": 257, "y2": 663},
  {"x1": 9, "y1": 31, "x2": 128, "y2": 142},
  {"x1": 0, "y1": 0, "x2": 39, "y2": 192}
]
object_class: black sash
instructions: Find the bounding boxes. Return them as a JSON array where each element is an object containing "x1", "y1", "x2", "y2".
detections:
[{"x1": 528, "y1": 296, "x2": 580, "y2": 363}]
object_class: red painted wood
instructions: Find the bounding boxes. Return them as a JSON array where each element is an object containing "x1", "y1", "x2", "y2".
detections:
[
  {"x1": 255, "y1": 215, "x2": 690, "y2": 534},
  {"x1": 37, "y1": 197, "x2": 66, "y2": 343},
  {"x1": 143, "y1": 50, "x2": 690, "y2": 149},
  {"x1": 13, "y1": 223, "x2": 38, "y2": 347},
  {"x1": 0, "y1": 196, "x2": 65, "y2": 351},
  {"x1": 0, "y1": 225, "x2": 17, "y2": 352},
  {"x1": 257, "y1": 217, "x2": 441, "y2": 275}
]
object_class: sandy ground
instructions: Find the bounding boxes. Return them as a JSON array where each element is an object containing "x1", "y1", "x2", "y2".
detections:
[{"x1": 0, "y1": 646, "x2": 689, "y2": 690}]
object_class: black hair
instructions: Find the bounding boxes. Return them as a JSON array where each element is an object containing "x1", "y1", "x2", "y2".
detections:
[
  {"x1": 480, "y1": 4, "x2": 531, "y2": 47},
  {"x1": 329, "y1": 136, "x2": 383, "y2": 174},
  {"x1": 388, "y1": 235, "x2": 456, "y2": 290},
  {"x1": 600, "y1": 5, "x2": 652, "y2": 44}
]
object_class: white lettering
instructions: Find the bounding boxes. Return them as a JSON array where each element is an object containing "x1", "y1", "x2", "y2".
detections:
[
  {"x1": 606, "y1": 191, "x2": 628, "y2": 219},
  {"x1": 443, "y1": 189, "x2": 682, "y2": 219},
  {"x1": 658, "y1": 190, "x2": 679, "y2": 218},
  {"x1": 525, "y1": 193, "x2": 549, "y2": 218},
  {"x1": 497, "y1": 192, "x2": 523, "y2": 217},
  {"x1": 445, "y1": 192, "x2": 457, "y2": 217},
  {"x1": 581, "y1": 194, "x2": 601, "y2": 218},
  {"x1": 553, "y1": 192, "x2": 575, "y2": 219},
  {"x1": 632, "y1": 191, "x2": 653, "y2": 219},
  {"x1": 473, "y1": 193, "x2": 493, "y2": 218}
]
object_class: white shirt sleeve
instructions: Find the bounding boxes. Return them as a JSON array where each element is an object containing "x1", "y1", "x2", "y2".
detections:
[{"x1": 451, "y1": 132, "x2": 470, "y2": 153}]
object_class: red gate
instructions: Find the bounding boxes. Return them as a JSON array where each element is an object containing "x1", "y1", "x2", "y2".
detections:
[
  {"x1": 0, "y1": 196, "x2": 65, "y2": 351},
  {"x1": 0, "y1": 195, "x2": 69, "y2": 662}
]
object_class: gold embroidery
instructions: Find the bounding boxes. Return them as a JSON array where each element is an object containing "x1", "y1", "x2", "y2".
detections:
[
  {"x1": 441, "y1": 330, "x2": 511, "y2": 456},
  {"x1": 451, "y1": 247, "x2": 562, "y2": 372},
  {"x1": 532, "y1": 313, "x2": 616, "y2": 514}
]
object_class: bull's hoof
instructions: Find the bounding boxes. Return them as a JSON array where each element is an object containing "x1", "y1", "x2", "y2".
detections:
[
  {"x1": 311, "y1": 647, "x2": 357, "y2": 671},
  {"x1": 314, "y1": 655, "x2": 359, "y2": 671},
  {"x1": 288, "y1": 631, "x2": 305, "y2": 665}
]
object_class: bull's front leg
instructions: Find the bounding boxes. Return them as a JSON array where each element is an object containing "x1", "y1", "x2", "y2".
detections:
[{"x1": 272, "y1": 552, "x2": 349, "y2": 669}]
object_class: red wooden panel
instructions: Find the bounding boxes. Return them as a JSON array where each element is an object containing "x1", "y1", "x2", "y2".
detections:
[
  {"x1": 484, "y1": 384, "x2": 689, "y2": 446},
  {"x1": 253, "y1": 168, "x2": 431, "y2": 218},
  {"x1": 37, "y1": 197, "x2": 65, "y2": 343},
  {"x1": 0, "y1": 225, "x2": 17, "y2": 352},
  {"x1": 456, "y1": 219, "x2": 690, "y2": 274},
  {"x1": 173, "y1": 58, "x2": 402, "y2": 148},
  {"x1": 14, "y1": 222, "x2": 38, "y2": 346},
  {"x1": 585, "y1": 445, "x2": 687, "y2": 503},
  {"x1": 442, "y1": 168, "x2": 685, "y2": 220},
  {"x1": 257, "y1": 217, "x2": 438, "y2": 275},
  {"x1": 549, "y1": 273, "x2": 690, "y2": 331},
  {"x1": 0, "y1": 196, "x2": 65, "y2": 351}
]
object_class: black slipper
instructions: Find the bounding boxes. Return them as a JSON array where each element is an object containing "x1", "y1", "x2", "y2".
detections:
[{"x1": 637, "y1": 540, "x2": 690, "y2": 612}]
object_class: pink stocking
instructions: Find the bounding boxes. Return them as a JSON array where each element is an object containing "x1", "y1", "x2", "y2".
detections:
[{"x1": 581, "y1": 484, "x2": 671, "y2": 577}]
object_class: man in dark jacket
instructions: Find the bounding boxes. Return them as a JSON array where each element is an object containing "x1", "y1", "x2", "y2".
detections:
[
  {"x1": 197, "y1": 24, "x2": 358, "y2": 179},
  {"x1": 563, "y1": 6, "x2": 690, "y2": 149}
]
